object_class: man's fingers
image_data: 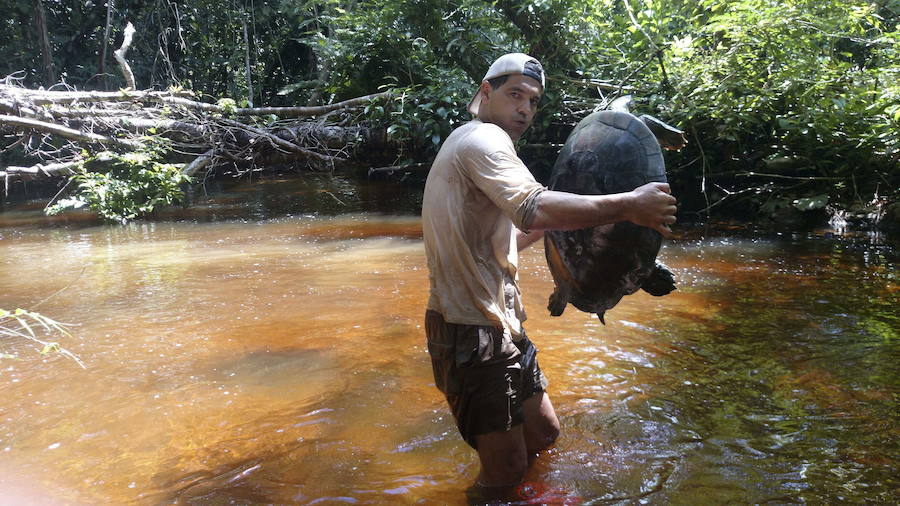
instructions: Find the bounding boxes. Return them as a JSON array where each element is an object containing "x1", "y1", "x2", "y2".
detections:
[
  {"x1": 656, "y1": 213, "x2": 677, "y2": 237},
  {"x1": 654, "y1": 183, "x2": 672, "y2": 194},
  {"x1": 634, "y1": 182, "x2": 677, "y2": 236}
]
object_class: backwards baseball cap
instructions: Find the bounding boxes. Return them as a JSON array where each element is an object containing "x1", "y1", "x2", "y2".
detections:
[{"x1": 467, "y1": 53, "x2": 545, "y2": 115}]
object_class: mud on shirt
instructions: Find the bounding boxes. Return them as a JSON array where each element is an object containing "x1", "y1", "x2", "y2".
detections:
[{"x1": 422, "y1": 119, "x2": 545, "y2": 339}]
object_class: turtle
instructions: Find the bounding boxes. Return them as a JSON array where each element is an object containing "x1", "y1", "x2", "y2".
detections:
[{"x1": 543, "y1": 106, "x2": 682, "y2": 323}]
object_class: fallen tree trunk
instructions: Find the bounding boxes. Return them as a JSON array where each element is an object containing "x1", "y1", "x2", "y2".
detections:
[
  {"x1": 0, "y1": 82, "x2": 395, "y2": 186},
  {"x1": 0, "y1": 114, "x2": 143, "y2": 150},
  {"x1": 0, "y1": 160, "x2": 79, "y2": 180},
  {"x1": 2, "y1": 86, "x2": 390, "y2": 118},
  {"x1": 0, "y1": 21, "x2": 401, "y2": 222},
  {"x1": 0, "y1": 79, "x2": 397, "y2": 224}
]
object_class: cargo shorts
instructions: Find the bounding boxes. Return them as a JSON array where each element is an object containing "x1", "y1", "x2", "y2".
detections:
[{"x1": 424, "y1": 310, "x2": 548, "y2": 449}]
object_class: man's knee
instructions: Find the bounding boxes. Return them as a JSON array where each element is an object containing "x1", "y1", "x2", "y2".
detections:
[
  {"x1": 527, "y1": 417, "x2": 559, "y2": 452},
  {"x1": 541, "y1": 420, "x2": 561, "y2": 448},
  {"x1": 523, "y1": 392, "x2": 560, "y2": 452}
]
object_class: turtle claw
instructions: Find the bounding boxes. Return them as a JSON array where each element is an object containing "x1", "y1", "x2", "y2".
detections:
[
  {"x1": 642, "y1": 262, "x2": 676, "y2": 296},
  {"x1": 548, "y1": 288, "x2": 568, "y2": 316},
  {"x1": 596, "y1": 312, "x2": 606, "y2": 325}
]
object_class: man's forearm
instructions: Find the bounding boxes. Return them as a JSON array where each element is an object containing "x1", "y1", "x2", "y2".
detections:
[
  {"x1": 516, "y1": 229, "x2": 545, "y2": 251},
  {"x1": 528, "y1": 190, "x2": 632, "y2": 231}
]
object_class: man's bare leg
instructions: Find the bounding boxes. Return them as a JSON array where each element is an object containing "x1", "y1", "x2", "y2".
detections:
[
  {"x1": 468, "y1": 392, "x2": 561, "y2": 502},
  {"x1": 523, "y1": 392, "x2": 560, "y2": 454},
  {"x1": 474, "y1": 424, "x2": 528, "y2": 486}
]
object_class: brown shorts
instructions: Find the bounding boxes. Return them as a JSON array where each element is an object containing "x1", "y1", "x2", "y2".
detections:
[{"x1": 424, "y1": 310, "x2": 548, "y2": 449}]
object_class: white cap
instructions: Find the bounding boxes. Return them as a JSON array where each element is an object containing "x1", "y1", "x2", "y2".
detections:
[{"x1": 467, "y1": 53, "x2": 545, "y2": 115}]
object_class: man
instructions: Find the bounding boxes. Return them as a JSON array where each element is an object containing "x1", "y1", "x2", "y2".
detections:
[{"x1": 421, "y1": 53, "x2": 677, "y2": 498}]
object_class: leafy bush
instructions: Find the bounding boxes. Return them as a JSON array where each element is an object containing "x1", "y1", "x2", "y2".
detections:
[
  {"x1": 652, "y1": 0, "x2": 898, "y2": 210},
  {"x1": 47, "y1": 147, "x2": 192, "y2": 223}
]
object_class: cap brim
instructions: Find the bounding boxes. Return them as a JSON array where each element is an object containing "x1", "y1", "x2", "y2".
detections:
[{"x1": 467, "y1": 90, "x2": 483, "y2": 116}]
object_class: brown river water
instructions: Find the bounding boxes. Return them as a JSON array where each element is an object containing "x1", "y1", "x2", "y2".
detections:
[{"x1": 1, "y1": 175, "x2": 897, "y2": 504}]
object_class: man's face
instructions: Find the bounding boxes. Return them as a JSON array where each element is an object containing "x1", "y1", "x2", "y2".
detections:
[{"x1": 478, "y1": 74, "x2": 542, "y2": 141}]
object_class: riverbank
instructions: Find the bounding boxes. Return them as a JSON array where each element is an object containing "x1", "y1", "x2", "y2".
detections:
[{"x1": 3, "y1": 170, "x2": 899, "y2": 236}]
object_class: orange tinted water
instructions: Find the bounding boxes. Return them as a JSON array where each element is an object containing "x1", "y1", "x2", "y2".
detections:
[{"x1": 1, "y1": 181, "x2": 897, "y2": 504}]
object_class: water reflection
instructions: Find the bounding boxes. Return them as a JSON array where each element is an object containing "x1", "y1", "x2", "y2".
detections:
[{"x1": 0, "y1": 179, "x2": 897, "y2": 504}]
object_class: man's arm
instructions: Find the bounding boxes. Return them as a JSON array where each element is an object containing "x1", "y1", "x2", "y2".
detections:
[
  {"x1": 516, "y1": 229, "x2": 544, "y2": 251},
  {"x1": 528, "y1": 182, "x2": 677, "y2": 236}
]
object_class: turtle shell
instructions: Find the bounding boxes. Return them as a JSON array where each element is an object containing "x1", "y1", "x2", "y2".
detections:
[{"x1": 544, "y1": 110, "x2": 675, "y2": 321}]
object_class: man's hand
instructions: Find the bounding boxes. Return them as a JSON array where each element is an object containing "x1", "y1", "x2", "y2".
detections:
[
  {"x1": 626, "y1": 182, "x2": 678, "y2": 237},
  {"x1": 529, "y1": 184, "x2": 678, "y2": 233}
]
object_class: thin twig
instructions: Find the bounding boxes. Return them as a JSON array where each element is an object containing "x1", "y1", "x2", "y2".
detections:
[{"x1": 30, "y1": 264, "x2": 90, "y2": 310}]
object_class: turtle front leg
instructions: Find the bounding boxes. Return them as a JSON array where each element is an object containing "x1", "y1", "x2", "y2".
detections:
[
  {"x1": 641, "y1": 262, "x2": 676, "y2": 296},
  {"x1": 548, "y1": 285, "x2": 570, "y2": 316},
  {"x1": 639, "y1": 114, "x2": 688, "y2": 151}
]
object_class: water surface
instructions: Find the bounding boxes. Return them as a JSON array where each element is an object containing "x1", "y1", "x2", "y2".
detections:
[{"x1": 1, "y1": 176, "x2": 897, "y2": 504}]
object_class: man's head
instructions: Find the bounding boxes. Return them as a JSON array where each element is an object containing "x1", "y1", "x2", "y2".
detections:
[{"x1": 468, "y1": 53, "x2": 545, "y2": 141}]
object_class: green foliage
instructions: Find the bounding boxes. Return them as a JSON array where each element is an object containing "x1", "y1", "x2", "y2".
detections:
[
  {"x1": 365, "y1": 79, "x2": 472, "y2": 163},
  {"x1": 793, "y1": 195, "x2": 829, "y2": 212},
  {"x1": 649, "y1": 0, "x2": 899, "y2": 212},
  {"x1": 216, "y1": 97, "x2": 239, "y2": 115},
  {"x1": 47, "y1": 146, "x2": 192, "y2": 223}
]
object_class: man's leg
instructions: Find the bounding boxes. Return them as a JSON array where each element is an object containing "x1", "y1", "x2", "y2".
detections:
[
  {"x1": 474, "y1": 425, "x2": 529, "y2": 488},
  {"x1": 523, "y1": 391, "x2": 560, "y2": 454},
  {"x1": 468, "y1": 395, "x2": 559, "y2": 504},
  {"x1": 473, "y1": 391, "x2": 559, "y2": 487}
]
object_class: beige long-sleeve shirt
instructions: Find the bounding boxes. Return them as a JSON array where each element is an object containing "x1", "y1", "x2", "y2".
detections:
[{"x1": 422, "y1": 119, "x2": 545, "y2": 339}]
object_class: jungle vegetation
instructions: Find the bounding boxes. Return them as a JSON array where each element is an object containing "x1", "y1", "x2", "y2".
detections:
[{"x1": 0, "y1": 0, "x2": 897, "y2": 226}]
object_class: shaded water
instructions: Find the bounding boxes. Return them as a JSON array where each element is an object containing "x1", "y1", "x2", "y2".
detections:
[{"x1": 1, "y1": 176, "x2": 897, "y2": 504}]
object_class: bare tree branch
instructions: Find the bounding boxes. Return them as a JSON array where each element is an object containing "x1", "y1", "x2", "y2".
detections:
[
  {"x1": 113, "y1": 21, "x2": 136, "y2": 89},
  {"x1": 1, "y1": 85, "x2": 390, "y2": 118},
  {"x1": 0, "y1": 114, "x2": 142, "y2": 149}
]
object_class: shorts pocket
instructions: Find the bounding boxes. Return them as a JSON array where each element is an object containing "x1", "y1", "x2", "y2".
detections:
[{"x1": 461, "y1": 325, "x2": 520, "y2": 368}]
